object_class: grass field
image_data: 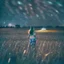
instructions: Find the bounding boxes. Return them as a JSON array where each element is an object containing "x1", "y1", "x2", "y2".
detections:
[{"x1": 0, "y1": 28, "x2": 64, "y2": 64}]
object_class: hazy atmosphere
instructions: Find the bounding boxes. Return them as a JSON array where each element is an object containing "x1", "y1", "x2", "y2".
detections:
[{"x1": 0, "y1": 0, "x2": 64, "y2": 64}]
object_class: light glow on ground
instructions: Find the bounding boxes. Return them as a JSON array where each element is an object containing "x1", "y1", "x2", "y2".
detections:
[{"x1": 35, "y1": 30, "x2": 58, "y2": 33}]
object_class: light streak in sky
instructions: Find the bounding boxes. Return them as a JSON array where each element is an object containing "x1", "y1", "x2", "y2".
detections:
[{"x1": 3, "y1": 0, "x2": 64, "y2": 26}]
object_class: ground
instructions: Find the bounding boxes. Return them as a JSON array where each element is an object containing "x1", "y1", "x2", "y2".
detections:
[{"x1": 0, "y1": 28, "x2": 64, "y2": 64}]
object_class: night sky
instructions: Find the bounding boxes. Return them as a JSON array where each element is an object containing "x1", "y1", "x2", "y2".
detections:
[{"x1": 0, "y1": 0, "x2": 64, "y2": 26}]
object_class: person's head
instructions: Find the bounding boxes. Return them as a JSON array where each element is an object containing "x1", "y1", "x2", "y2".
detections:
[
  {"x1": 30, "y1": 27, "x2": 34, "y2": 35},
  {"x1": 30, "y1": 27, "x2": 33, "y2": 31}
]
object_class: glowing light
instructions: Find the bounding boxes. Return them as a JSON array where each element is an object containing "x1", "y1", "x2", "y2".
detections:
[
  {"x1": 36, "y1": 30, "x2": 58, "y2": 33},
  {"x1": 36, "y1": 14, "x2": 39, "y2": 17},
  {"x1": 30, "y1": 7, "x2": 33, "y2": 10},
  {"x1": 57, "y1": 2, "x2": 63, "y2": 7},
  {"x1": 55, "y1": 10, "x2": 59, "y2": 13},
  {"x1": 19, "y1": 6, "x2": 23, "y2": 10},
  {"x1": 28, "y1": 3, "x2": 32, "y2": 6},
  {"x1": 41, "y1": 28, "x2": 46, "y2": 30},
  {"x1": 8, "y1": 23, "x2": 15, "y2": 27},
  {"x1": 23, "y1": 50, "x2": 27, "y2": 54},
  {"x1": 48, "y1": 1, "x2": 53, "y2": 5},
  {"x1": 8, "y1": 58, "x2": 11, "y2": 63},
  {"x1": 17, "y1": 1, "x2": 23, "y2": 5},
  {"x1": 45, "y1": 53, "x2": 50, "y2": 57}
]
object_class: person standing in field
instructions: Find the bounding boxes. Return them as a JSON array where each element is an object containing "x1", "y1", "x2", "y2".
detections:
[
  {"x1": 28, "y1": 27, "x2": 36, "y2": 46},
  {"x1": 27, "y1": 27, "x2": 36, "y2": 58}
]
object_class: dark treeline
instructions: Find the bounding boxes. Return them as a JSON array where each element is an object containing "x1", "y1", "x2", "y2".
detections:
[{"x1": 0, "y1": 25, "x2": 64, "y2": 30}]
